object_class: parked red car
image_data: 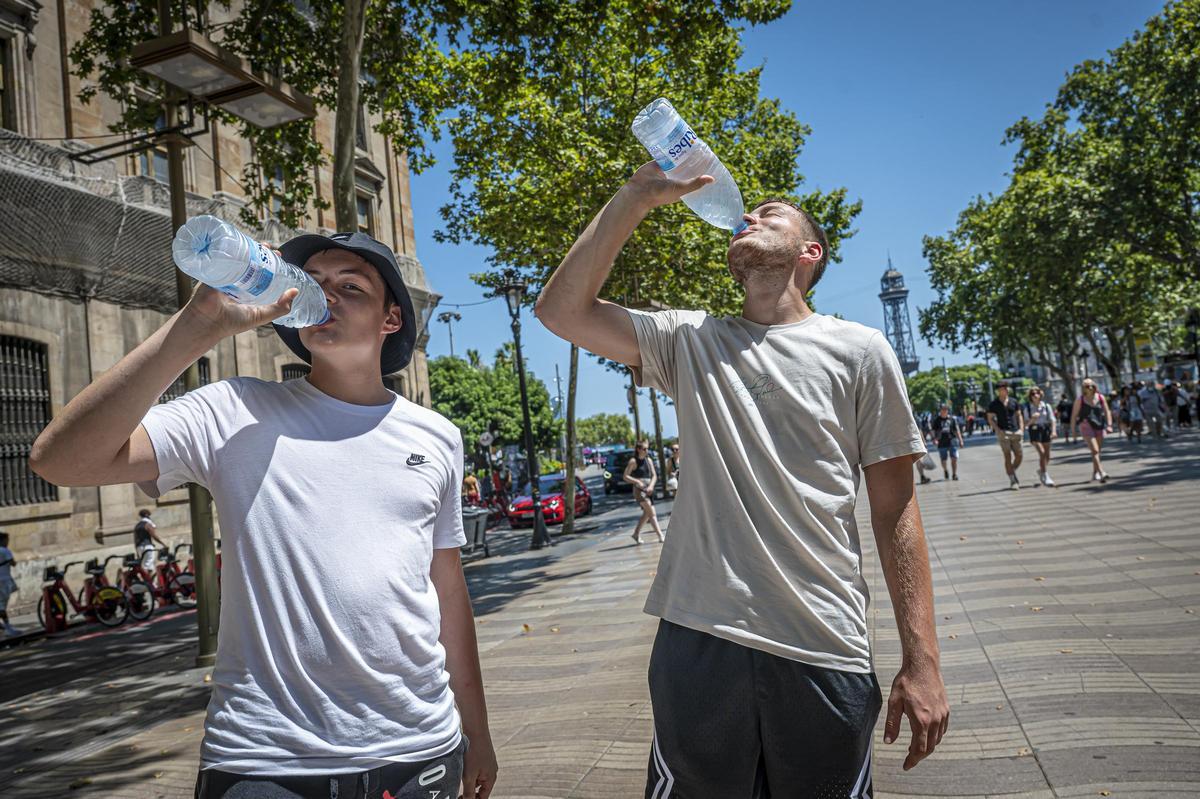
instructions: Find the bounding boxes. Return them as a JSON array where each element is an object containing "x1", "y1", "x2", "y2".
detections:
[{"x1": 506, "y1": 473, "x2": 593, "y2": 527}]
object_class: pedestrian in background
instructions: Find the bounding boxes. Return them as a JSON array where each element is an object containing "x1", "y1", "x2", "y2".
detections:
[
  {"x1": 1162, "y1": 380, "x2": 1178, "y2": 432},
  {"x1": 1056, "y1": 393, "x2": 1074, "y2": 444},
  {"x1": 133, "y1": 509, "x2": 165, "y2": 573},
  {"x1": 0, "y1": 531, "x2": 21, "y2": 637},
  {"x1": 932, "y1": 404, "x2": 963, "y2": 480},
  {"x1": 1122, "y1": 385, "x2": 1145, "y2": 443},
  {"x1": 666, "y1": 443, "x2": 681, "y2": 498},
  {"x1": 1072, "y1": 379, "x2": 1113, "y2": 483},
  {"x1": 1138, "y1": 381, "x2": 1167, "y2": 439},
  {"x1": 625, "y1": 440, "x2": 664, "y2": 544},
  {"x1": 987, "y1": 381, "x2": 1025, "y2": 490},
  {"x1": 1176, "y1": 383, "x2": 1192, "y2": 428},
  {"x1": 1022, "y1": 387, "x2": 1057, "y2": 487}
]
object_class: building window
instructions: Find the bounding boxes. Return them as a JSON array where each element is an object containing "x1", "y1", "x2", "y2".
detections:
[
  {"x1": 267, "y1": 165, "x2": 285, "y2": 219},
  {"x1": 0, "y1": 37, "x2": 13, "y2": 132},
  {"x1": 281, "y1": 364, "x2": 310, "y2": 381},
  {"x1": 356, "y1": 194, "x2": 375, "y2": 235},
  {"x1": 159, "y1": 357, "x2": 210, "y2": 403},
  {"x1": 356, "y1": 104, "x2": 369, "y2": 151},
  {"x1": 138, "y1": 115, "x2": 170, "y2": 184},
  {"x1": 0, "y1": 336, "x2": 58, "y2": 506}
]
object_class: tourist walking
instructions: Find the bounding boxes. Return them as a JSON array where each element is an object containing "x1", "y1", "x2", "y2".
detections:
[
  {"x1": 625, "y1": 441, "x2": 665, "y2": 544},
  {"x1": 0, "y1": 531, "x2": 20, "y2": 637},
  {"x1": 932, "y1": 405, "x2": 963, "y2": 480},
  {"x1": 666, "y1": 443, "x2": 681, "y2": 497},
  {"x1": 1022, "y1": 387, "x2": 1057, "y2": 487},
  {"x1": 133, "y1": 509, "x2": 166, "y2": 572},
  {"x1": 1138, "y1": 380, "x2": 1168, "y2": 439},
  {"x1": 1071, "y1": 379, "x2": 1114, "y2": 483},
  {"x1": 1056, "y1": 393, "x2": 1074, "y2": 444},
  {"x1": 987, "y1": 381, "x2": 1025, "y2": 489},
  {"x1": 1120, "y1": 386, "x2": 1144, "y2": 443},
  {"x1": 31, "y1": 231, "x2": 497, "y2": 799},
  {"x1": 1176, "y1": 383, "x2": 1193, "y2": 428},
  {"x1": 539, "y1": 163, "x2": 948, "y2": 795}
]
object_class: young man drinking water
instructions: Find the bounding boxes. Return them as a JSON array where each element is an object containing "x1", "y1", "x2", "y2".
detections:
[
  {"x1": 537, "y1": 163, "x2": 949, "y2": 797},
  {"x1": 31, "y1": 231, "x2": 497, "y2": 799}
]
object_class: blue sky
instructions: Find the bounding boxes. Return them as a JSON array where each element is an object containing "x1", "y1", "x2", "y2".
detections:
[{"x1": 410, "y1": 0, "x2": 1164, "y2": 438}]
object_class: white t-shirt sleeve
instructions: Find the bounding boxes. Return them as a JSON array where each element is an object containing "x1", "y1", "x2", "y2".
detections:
[
  {"x1": 139, "y1": 381, "x2": 238, "y2": 497},
  {"x1": 854, "y1": 332, "x2": 926, "y2": 467},
  {"x1": 628, "y1": 309, "x2": 705, "y2": 397},
  {"x1": 433, "y1": 433, "x2": 467, "y2": 549}
]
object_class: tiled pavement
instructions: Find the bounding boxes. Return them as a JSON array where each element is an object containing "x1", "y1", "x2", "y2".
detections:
[{"x1": 2, "y1": 433, "x2": 1198, "y2": 797}]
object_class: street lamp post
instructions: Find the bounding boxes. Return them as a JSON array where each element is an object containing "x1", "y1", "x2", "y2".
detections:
[
  {"x1": 437, "y1": 311, "x2": 462, "y2": 358},
  {"x1": 499, "y1": 278, "x2": 553, "y2": 550}
]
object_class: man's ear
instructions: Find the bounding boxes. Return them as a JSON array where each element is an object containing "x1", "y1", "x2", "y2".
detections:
[{"x1": 382, "y1": 303, "x2": 403, "y2": 335}]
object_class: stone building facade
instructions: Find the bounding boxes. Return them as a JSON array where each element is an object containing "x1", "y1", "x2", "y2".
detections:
[{"x1": 0, "y1": 1, "x2": 439, "y2": 615}]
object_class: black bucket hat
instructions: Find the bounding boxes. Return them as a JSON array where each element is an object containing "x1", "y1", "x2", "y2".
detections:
[{"x1": 272, "y1": 231, "x2": 416, "y2": 374}]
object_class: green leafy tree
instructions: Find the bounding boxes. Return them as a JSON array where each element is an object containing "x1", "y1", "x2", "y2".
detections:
[
  {"x1": 69, "y1": 0, "x2": 457, "y2": 229},
  {"x1": 576, "y1": 413, "x2": 635, "y2": 447},
  {"x1": 438, "y1": 0, "x2": 859, "y2": 532},
  {"x1": 428, "y1": 352, "x2": 559, "y2": 457},
  {"x1": 906, "y1": 364, "x2": 1002, "y2": 416}
]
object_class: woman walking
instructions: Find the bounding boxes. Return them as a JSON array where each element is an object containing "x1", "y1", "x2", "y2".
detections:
[
  {"x1": 1071, "y1": 379, "x2": 1114, "y2": 483},
  {"x1": 1022, "y1": 387, "x2": 1057, "y2": 486},
  {"x1": 1122, "y1": 385, "x2": 1145, "y2": 443},
  {"x1": 624, "y1": 440, "x2": 664, "y2": 544}
]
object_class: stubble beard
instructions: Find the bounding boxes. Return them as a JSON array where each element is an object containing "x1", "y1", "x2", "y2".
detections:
[{"x1": 727, "y1": 233, "x2": 803, "y2": 287}]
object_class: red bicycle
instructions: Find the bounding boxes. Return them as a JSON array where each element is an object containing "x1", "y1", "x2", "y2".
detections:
[
  {"x1": 113, "y1": 553, "x2": 157, "y2": 622},
  {"x1": 39, "y1": 561, "x2": 128, "y2": 632},
  {"x1": 153, "y1": 545, "x2": 197, "y2": 608}
]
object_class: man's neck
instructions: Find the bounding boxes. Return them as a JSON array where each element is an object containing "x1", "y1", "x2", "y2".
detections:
[
  {"x1": 739, "y1": 270, "x2": 814, "y2": 326},
  {"x1": 307, "y1": 359, "x2": 394, "y2": 406}
]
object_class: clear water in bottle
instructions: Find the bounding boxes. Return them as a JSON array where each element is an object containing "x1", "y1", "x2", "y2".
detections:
[
  {"x1": 171, "y1": 216, "x2": 330, "y2": 328},
  {"x1": 631, "y1": 98, "x2": 748, "y2": 235}
]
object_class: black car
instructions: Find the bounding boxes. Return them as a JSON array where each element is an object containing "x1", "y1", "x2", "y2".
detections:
[{"x1": 602, "y1": 449, "x2": 637, "y2": 494}]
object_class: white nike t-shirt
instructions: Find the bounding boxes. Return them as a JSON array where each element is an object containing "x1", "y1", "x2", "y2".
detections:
[{"x1": 140, "y1": 376, "x2": 466, "y2": 775}]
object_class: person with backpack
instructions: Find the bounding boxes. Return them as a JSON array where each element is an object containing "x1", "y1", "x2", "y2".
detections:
[
  {"x1": 931, "y1": 405, "x2": 964, "y2": 481},
  {"x1": 987, "y1": 381, "x2": 1025, "y2": 490},
  {"x1": 1056, "y1": 393, "x2": 1074, "y2": 444},
  {"x1": 133, "y1": 509, "x2": 166, "y2": 572},
  {"x1": 1021, "y1": 387, "x2": 1057, "y2": 487},
  {"x1": 30, "y1": 231, "x2": 497, "y2": 799},
  {"x1": 1071, "y1": 378, "x2": 1114, "y2": 483}
]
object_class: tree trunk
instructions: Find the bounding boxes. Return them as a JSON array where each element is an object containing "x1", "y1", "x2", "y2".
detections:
[
  {"x1": 649, "y1": 388, "x2": 666, "y2": 499},
  {"x1": 1082, "y1": 327, "x2": 1123, "y2": 388},
  {"x1": 333, "y1": 0, "x2": 368, "y2": 232},
  {"x1": 561, "y1": 344, "x2": 579, "y2": 535}
]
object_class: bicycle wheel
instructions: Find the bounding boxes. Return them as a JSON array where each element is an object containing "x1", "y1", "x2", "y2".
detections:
[
  {"x1": 124, "y1": 580, "x2": 155, "y2": 621},
  {"x1": 37, "y1": 592, "x2": 67, "y2": 631},
  {"x1": 168, "y1": 572, "x2": 197, "y2": 608},
  {"x1": 92, "y1": 586, "x2": 128, "y2": 627}
]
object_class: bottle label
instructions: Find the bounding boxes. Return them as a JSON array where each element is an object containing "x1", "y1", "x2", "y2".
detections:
[
  {"x1": 649, "y1": 120, "x2": 700, "y2": 171},
  {"x1": 216, "y1": 243, "x2": 275, "y2": 301}
]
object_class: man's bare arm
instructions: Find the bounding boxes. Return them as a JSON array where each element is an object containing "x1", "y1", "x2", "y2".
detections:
[
  {"x1": 864, "y1": 455, "x2": 950, "y2": 771},
  {"x1": 30, "y1": 284, "x2": 296, "y2": 488},
  {"x1": 431, "y1": 547, "x2": 497, "y2": 798},
  {"x1": 535, "y1": 162, "x2": 713, "y2": 365}
]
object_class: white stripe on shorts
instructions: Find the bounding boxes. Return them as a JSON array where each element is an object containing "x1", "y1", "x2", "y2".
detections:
[
  {"x1": 650, "y1": 731, "x2": 675, "y2": 799},
  {"x1": 850, "y1": 739, "x2": 873, "y2": 798}
]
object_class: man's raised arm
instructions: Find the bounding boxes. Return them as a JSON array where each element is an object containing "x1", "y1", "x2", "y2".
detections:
[{"x1": 535, "y1": 162, "x2": 713, "y2": 365}]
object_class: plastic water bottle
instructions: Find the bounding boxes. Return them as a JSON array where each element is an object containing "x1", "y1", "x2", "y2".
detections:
[
  {"x1": 171, "y1": 216, "x2": 329, "y2": 328},
  {"x1": 631, "y1": 98, "x2": 747, "y2": 235}
]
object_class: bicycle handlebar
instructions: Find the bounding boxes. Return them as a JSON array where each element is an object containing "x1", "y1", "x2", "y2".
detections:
[
  {"x1": 174, "y1": 543, "x2": 193, "y2": 555},
  {"x1": 101, "y1": 554, "x2": 124, "y2": 569},
  {"x1": 62, "y1": 560, "x2": 83, "y2": 575}
]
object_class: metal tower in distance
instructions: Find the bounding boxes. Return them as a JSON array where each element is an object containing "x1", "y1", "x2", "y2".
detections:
[{"x1": 879, "y1": 256, "x2": 921, "y2": 376}]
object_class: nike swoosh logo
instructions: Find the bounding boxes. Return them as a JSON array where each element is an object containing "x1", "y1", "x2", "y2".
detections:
[{"x1": 407, "y1": 454, "x2": 429, "y2": 466}]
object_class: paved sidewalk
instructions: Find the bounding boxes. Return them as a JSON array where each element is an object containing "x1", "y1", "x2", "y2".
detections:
[{"x1": 2, "y1": 432, "x2": 1198, "y2": 797}]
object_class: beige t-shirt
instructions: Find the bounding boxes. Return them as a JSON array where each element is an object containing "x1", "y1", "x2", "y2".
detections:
[{"x1": 629, "y1": 310, "x2": 924, "y2": 673}]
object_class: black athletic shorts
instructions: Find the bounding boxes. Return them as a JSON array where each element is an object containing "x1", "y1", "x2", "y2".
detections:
[
  {"x1": 194, "y1": 738, "x2": 465, "y2": 799},
  {"x1": 1028, "y1": 426, "x2": 1051, "y2": 443},
  {"x1": 646, "y1": 620, "x2": 881, "y2": 799}
]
